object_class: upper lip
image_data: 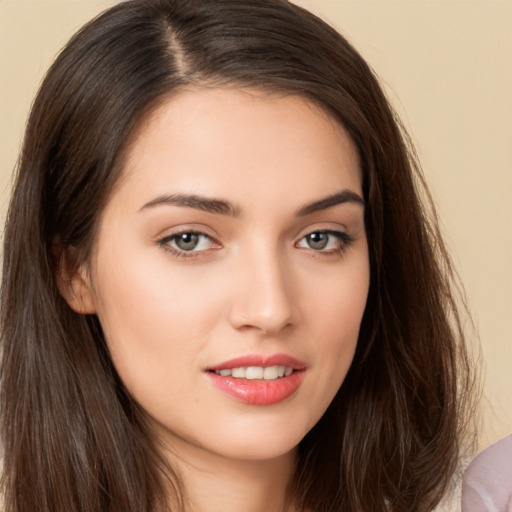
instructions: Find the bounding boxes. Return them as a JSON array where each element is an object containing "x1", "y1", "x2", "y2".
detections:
[{"x1": 206, "y1": 353, "x2": 307, "y2": 372}]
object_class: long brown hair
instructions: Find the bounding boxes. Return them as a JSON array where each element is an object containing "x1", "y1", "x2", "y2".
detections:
[{"x1": 1, "y1": 1, "x2": 477, "y2": 511}]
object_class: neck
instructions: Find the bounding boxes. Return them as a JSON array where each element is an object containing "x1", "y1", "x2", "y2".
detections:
[{"x1": 161, "y1": 438, "x2": 299, "y2": 512}]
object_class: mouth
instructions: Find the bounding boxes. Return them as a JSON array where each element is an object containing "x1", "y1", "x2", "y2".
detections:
[
  {"x1": 210, "y1": 365, "x2": 294, "y2": 380},
  {"x1": 205, "y1": 354, "x2": 306, "y2": 405}
]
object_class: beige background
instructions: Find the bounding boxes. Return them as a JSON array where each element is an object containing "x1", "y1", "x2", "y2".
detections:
[{"x1": 1, "y1": 0, "x2": 511, "y2": 451}]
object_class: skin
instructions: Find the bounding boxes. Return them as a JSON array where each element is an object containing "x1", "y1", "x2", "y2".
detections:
[{"x1": 66, "y1": 88, "x2": 370, "y2": 512}]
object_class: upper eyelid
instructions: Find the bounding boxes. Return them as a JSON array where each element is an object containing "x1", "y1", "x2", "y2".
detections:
[
  {"x1": 296, "y1": 229, "x2": 350, "y2": 243},
  {"x1": 160, "y1": 229, "x2": 211, "y2": 239},
  {"x1": 294, "y1": 224, "x2": 348, "y2": 240},
  {"x1": 159, "y1": 231, "x2": 219, "y2": 246},
  {"x1": 156, "y1": 225, "x2": 220, "y2": 242}
]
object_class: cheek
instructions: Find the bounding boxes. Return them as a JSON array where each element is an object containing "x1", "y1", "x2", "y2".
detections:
[
  {"x1": 303, "y1": 256, "x2": 369, "y2": 382},
  {"x1": 90, "y1": 245, "x2": 225, "y2": 393},
  {"x1": 305, "y1": 251, "x2": 369, "y2": 336}
]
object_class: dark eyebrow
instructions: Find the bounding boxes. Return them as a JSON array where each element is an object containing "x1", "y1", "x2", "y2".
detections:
[
  {"x1": 296, "y1": 190, "x2": 365, "y2": 216},
  {"x1": 140, "y1": 193, "x2": 241, "y2": 216},
  {"x1": 140, "y1": 190, "x2": 364, "y2": 217}
]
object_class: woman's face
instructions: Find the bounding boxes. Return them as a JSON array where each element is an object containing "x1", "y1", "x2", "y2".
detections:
[{"x1": 79, "y1": 88, "x2": 369, "y2": 464}]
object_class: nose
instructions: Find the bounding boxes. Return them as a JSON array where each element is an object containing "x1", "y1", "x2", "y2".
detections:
[{"x1": 228, "y1": 246, "x2": 297, "y2": 335}]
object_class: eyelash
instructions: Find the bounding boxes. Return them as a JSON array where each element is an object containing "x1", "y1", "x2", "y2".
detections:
[
  {"x1": 157, "y1": 231, "x2": 220, "y2": 260},
  {"x1": 157, "y1": 229, "x2": 354, "y2": 259},
  {"x1": 295, "y1": 230, "x2": 354, "y2": 255}
]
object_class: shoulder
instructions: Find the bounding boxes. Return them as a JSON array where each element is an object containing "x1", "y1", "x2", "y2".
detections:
[
  {"x1": 432, "y1": 463, "x2": 464, "y2": 512},
  {"x1": 462, "y1": 435, "x2": 512, "y2": 512}
]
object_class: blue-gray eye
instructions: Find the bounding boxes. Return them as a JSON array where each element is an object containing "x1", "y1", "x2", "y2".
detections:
[
  {"x1": 160, "y1": 232, "x2": 215, "y2": 253},
  {"x1": 305, "y1": 232, "x2": 329, "y2": 250},
  {"x1": 297, "y1": 230, "x2": 350, "y2": 252},
  {"x1": 174, "y1": 232, "x2": 200, "y2": 251}
]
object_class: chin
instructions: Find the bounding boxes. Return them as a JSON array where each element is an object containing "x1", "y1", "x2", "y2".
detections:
[
  {"x1": 200, "y1": 416, "x2": 312, "y2": 462},
  {"x1": 212, "y1": 437, "x2": 300, "y2": 463}
]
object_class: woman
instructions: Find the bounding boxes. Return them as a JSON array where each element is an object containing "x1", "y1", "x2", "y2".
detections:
[{"x1": 0, "y1": 0, "x2": 477, "y2": 511}]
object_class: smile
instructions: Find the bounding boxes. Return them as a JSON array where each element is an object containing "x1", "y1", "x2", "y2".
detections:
[
  {"x1": 213, "y1": 365, "x2": 294, "y2": 380},
  {"x1": 206, "y1": 354, "x2": 306, "y2": 405}
]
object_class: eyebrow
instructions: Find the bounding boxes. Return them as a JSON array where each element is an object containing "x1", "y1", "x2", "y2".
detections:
[
  {"x1": 140, "y1": 189, "x2": 364, "y2": 217},
  {"x1": 140, "y1": 193, "x2": 241, "y2": 216},
  {"x1": 296, "y1": 190, "x2": 365, "y2": 216}
]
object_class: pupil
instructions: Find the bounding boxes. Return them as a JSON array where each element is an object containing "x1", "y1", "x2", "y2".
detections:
[
  {"x1": 308, "y1": 232, "x2": 328, "y2": 250},
  {"x1": 176, "y1": 233, "x2": 199, "y2": 251}
]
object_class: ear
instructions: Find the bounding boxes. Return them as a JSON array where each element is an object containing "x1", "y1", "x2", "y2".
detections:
[{"x1": 52, "y1": 238, "x2": 97, "y2": 315}]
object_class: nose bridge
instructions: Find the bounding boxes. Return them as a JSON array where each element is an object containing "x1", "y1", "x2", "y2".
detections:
[{"x1": 229, "y1": 239, "x2": 295, "y2": 334}]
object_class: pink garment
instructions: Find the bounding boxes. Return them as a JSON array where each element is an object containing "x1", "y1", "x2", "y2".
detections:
[{"x1": 462, "y1": 435, "x2": 512, "y2": 512}]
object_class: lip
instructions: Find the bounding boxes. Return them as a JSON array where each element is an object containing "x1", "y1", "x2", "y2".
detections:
[
  {"x1": 205, "y1": 353, "x2": 307, "y2": 406},
  {"x1": 205, "y1": 353, "x2": 307, "y2": 372}
]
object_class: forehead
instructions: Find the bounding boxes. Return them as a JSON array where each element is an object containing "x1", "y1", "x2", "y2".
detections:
[{"x1": 115, "y1": 87, "x2": 362, "y2": 209}]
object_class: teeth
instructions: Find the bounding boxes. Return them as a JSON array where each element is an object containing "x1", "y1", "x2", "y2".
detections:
[
  {"x1": 231, "y1": 367, "x2": 246, "y2": 378},
  {"x1": 246, "y1": 366, "x2": 263, "y2": 379},
  {"x1": 263, "y1": 366, "x2": 279, "y2": 380},
  {"x1": 214, "y1": 365, "x2": 294, "y2": 380}
]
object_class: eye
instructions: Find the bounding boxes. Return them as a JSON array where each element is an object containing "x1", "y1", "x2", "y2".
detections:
[
  {"x1": 296, "y1": 230, "x2": 352, "y2": 253},
  {"x1": 158, "y1": 231, "x2": 218, "y2": 255}
]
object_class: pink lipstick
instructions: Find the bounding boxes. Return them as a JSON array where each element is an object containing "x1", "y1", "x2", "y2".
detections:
[{"x1": 205, "y1": 354, "x2": 306, "y2": 405}]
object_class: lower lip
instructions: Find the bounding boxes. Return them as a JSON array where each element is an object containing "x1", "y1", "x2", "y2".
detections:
[{"x1": 206, "y1": 371, "x2": 305, "y2": 405}]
